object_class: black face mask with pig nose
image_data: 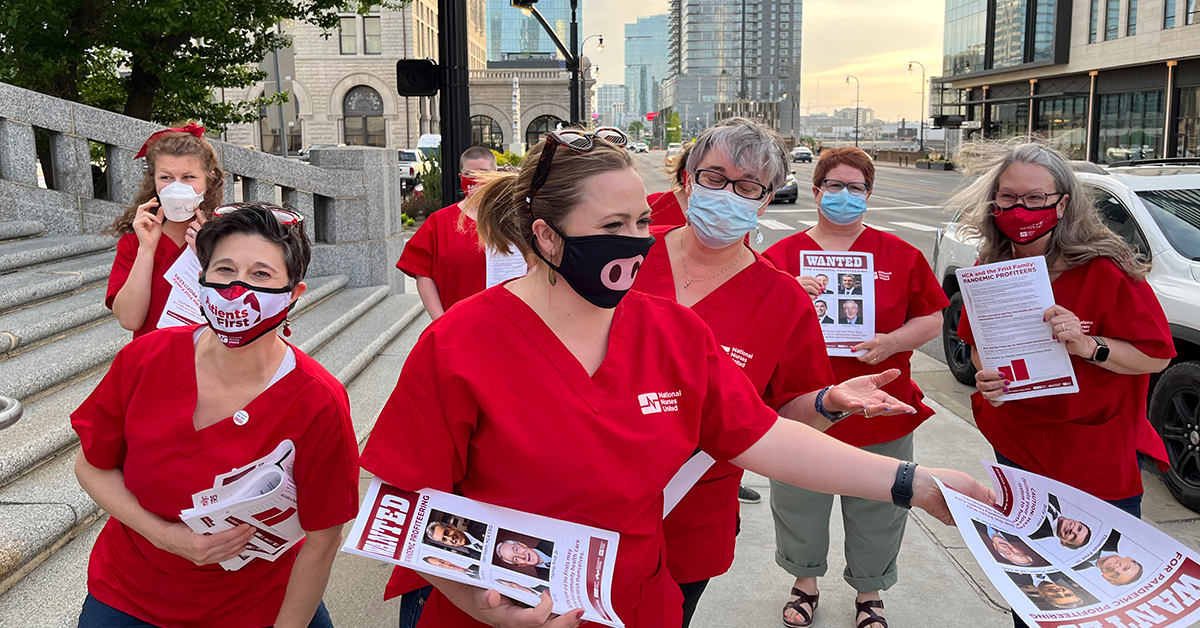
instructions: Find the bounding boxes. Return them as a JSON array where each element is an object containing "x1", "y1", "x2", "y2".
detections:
[{"x1": 531, "y1": 222, "x2": 656, "y2": 309}]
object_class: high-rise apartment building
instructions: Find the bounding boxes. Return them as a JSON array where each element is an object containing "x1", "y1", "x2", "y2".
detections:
[
  {"x1": 624, "y1": 14, "x2": 671, "y2": 117},
  {"x1": 932, "y1": 0, "x2": 1200, "y2": 162},
  {"x1": 486, "y1": 0, "x2": 576, "y2": 61},
  {"x1": 664, "y1": 0, "x2": 803, "y2": 138},
  {"x1": 598, "y1": 83, "x2": 628, "y2": 127}
]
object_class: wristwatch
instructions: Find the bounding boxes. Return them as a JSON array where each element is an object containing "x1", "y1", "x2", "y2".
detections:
[
  {"x1": 892, "y1": 461, "x2": 918, "y2": 509},
  {"x1": 814, "y1": 386, "x2": 852, "y2": 424},
  {"x1": 1086, "y1": 336, "x2": 1110, "y2": 363}
]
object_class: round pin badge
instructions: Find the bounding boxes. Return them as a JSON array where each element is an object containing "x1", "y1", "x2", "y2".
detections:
[{"x1": 233, "y1": 410, "x2": 250, "y2": 426}]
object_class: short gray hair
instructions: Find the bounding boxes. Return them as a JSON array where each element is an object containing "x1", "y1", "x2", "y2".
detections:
[{"x1": 687, "y1": 117, "x2": 789, "y2": 191}]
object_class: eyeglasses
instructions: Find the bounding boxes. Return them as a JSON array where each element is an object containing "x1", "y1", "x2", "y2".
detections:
[
  {"x1": 214, "y1": 205, "x2": 304, "y2": 226},
  {"x1": 821, "y1": 179, "x2": 871, "y2": 197},
  {"x1": 526, "y1": 127, "x2": 629, "y2": 212},
  {"x1": 992, "y1": 191, "x2": 1064, "y2": 211},
  {"x1": 694, "y1": 169, "x2": 771, "y2": 201}
]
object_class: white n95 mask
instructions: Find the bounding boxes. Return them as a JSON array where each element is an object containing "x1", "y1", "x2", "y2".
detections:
[{"x1": 158, "y1": 182, "x2": 205, "y2": 223}]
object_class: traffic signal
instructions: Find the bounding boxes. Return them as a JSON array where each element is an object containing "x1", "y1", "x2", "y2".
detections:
[{"x1": 396, "y1": 60, "x2": 439, "y2": 97}]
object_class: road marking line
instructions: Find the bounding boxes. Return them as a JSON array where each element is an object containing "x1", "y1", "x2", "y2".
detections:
[
  {"x1": 889, "y1": 221, "x2": 941, "y2": 232},
  {"x1": 866, "y1": 205, "x2": 942, "y2": 211},
  {"x1": 767, "y1": 208, "x2": 818, "y2": 213},
  {"x1": 758, "y1": 219, "x2": 796, "y2": 231},
  {"x1": 797, "y1": 220, "x2": 817, "y2": 227},
  {"x1": 873, "y1": 181, "x2": 953, "y2": 196},
  {"x1": 870, "y1": 194, "x2": 929, "y2": 207},
  {"x1": 865, "y1": 223, "x2": 895, "y2": 232}
]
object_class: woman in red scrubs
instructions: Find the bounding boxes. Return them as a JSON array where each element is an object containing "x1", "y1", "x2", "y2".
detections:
[
  {"x1": 646, "y1": 144, "x2": 689, "y2": 227},
  {"x1": 397, "y1": 146, "x2": 507, "y2": 320},
  {"x1": 73, "y1": 203, "x2": 360, "y2": 628},
  {"x1": 950, "y1": 142, "x2": 1172, "y2": 627},
  {"x1": 362, "y1": 128, "x2": 993, "y2": 628},
  {"x1": 763, "y1": 147, "x2": 949, "y2": 628},
  {"x1": 104, "y1": 125, "x2": 225, "y2": 339},
  {"x1": 632, "y1": 120, "x2": 918, "y2": 627}
]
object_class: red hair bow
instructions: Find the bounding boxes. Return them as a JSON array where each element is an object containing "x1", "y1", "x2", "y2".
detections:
[{"x1": 135, "y1": 122, "x2": 206, "y2": 159}]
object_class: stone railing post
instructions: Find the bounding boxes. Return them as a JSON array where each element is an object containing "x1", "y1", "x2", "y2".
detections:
[{"x1": 0, "y1": 119, "x2": 38, "y2": 186}]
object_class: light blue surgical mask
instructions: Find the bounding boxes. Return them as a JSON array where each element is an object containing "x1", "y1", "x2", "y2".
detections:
[
  {"x1": 686, "y1": 185, "x2": 762, "y2": 249},
  {"x1": 818, "y1": 189, "x2": 868, "y2": 225}
]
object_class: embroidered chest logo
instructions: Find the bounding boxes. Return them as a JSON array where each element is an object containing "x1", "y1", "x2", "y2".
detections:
[
  {"x1": 638, "y1": 390, "x2": 682, "y2": 414},
  {"x1": 1080, "y1": 320, "x2": 1094, "y2": 334},
  {"x1": 875, "y1": 271, "x2": 892, "y2": 282},
  {"x1": 721, "y1": 345, "x2": 755, "y2": 369}
]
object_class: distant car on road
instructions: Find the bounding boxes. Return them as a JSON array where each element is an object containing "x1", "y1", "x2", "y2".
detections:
[
  {"x1": 398, "y1": 149, "x2": 431, "y2": 181},
  {"x1": 665, "y1": 142, "x2": 684, "y2": 165},
  {"x1": 933, "y1": 159, "x2": 1200, "y2": 513},
  {"x1": 791, "y1": 146, "x2": 813, "y2": 163},
  {"x1": 770, "y1": 171, "x2": 799, "y2": 204},
  {"x1": 635, "y1": 142, "x2": 650, "y2": 153}
]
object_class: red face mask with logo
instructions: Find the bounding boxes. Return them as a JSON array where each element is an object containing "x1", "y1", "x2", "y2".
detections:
[
  {"x1": 460, "y1": 176, "x2": 478, "y2": 196},
  {"x1": 198, "y1": 280, "x2": 294, "y2": 348},
  {"x1": 994, "y1": 205, "x2": 1059, "y2": 245}
]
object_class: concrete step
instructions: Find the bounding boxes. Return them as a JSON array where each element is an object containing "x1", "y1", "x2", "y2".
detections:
[
  {"x1": 0, "y1": 276, "x2": 350, "y2": 491},
  {"x1": 342, "y1": 311, "x2": 431, "y2": 442},
  {"x1": 0, "y1": 285, "x2": 111, "y2": 355},
  {"x1": 309, "y1": 293, "x2": 424, "y2": 385},
  {"x1": 289, "y1": 285, "x2": 389, "y2": 356},
  {"x1": 0, "y1": 318, "x2": 131, "y2": 402},
  {"x1": 0, "y1": 221, "x2": 44, "y2": 243},
  {"x1": 0, "y1": 514, "x2": 103, "y2": 627},
  {"x1": 0, "y1": 251, "x2": 115, "y2": 315},
  {"x1": 0, "y1": 235, "x2": 114, "y2": 274}
]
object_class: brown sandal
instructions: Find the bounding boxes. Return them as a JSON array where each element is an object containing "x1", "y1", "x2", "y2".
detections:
[
  {"x1": 782, "y1": 587, "x2": 819, "y2": 627},
  {"x1": 855, "y1": 599, "x2": 888, "y2": 628}
]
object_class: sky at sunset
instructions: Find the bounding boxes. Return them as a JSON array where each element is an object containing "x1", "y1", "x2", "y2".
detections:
[{"x1": 581, "y1": 0, "x2": 947, "y2": 122}]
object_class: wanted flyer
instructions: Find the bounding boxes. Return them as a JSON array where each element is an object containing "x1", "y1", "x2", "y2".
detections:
[
  {"x1": 343, "y1": 478, "x2": 624, "y2": 627},
  {"x1": 800, "y1": 251, "x2": 875, "y2": 356},
  {"x1": 940, "y1": 462, "x2": 1200, "y2": 628}
]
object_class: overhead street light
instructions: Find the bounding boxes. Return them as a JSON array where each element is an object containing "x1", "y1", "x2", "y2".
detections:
[
  {"x1": 846, "y1": 75, "x2": 860, "y2": 147},
  {"x1": 908, "y1": 61, "x2": 926, "y2": 152},
  {"x1": 511, "y1": 0, "x2": 582, "y2": 123}
]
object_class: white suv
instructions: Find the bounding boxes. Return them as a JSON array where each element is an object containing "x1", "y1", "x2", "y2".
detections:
[{"x1": 932, "y1": 160, "x2": 1200, "y2": 512}]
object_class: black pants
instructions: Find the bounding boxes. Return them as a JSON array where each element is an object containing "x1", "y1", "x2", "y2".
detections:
[
  {"x1": 398, "y1": 586, "x2": 432, "y2": 628},
  {"x1": 678, "y1": 579, "x2": 710, "y2": 628}
]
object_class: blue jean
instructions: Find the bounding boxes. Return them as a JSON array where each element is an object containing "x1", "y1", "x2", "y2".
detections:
[
  {"x1": 399, "y1": 586, "x2": 433, "y2": 628},
  {"x1": 78, "y1": 594, "x2": 335, "y2": 628}
]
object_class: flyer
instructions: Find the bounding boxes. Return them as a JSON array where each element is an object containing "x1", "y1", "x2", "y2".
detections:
[
  {"x1": 662, "y1": 451, "x2": 716, "y2": 517},
  {"x1": 343, "y1": 478, "x2": 624, "y2": 627},
  {"x1": 956, "y1": 256, "x2": 1079, "y2": 401},
  {"x1": 940, "y1": 461, "x2": 1200, "y2": 628},
  {"x1": 800, "y1": 251, "x2": 875, "y2": 356},
  {"x1": 486, "y1": 245, "x2": 528, "y2": 288},
  {"x1": 157, "y1": 247, "x2": 205, "y2": 329}
]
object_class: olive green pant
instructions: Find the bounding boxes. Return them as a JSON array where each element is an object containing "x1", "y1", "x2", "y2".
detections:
[{"x1": 769, "y1": 433, "x2": 914, "y2": 593}]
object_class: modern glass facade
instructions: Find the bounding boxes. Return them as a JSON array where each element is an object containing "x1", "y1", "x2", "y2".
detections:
[
  {"x1": 1032, "y1": 0, "x2": 1057, "y2": 61},
  {"x1": 625, "y1": 14, "x2": 671, "y2": 117},
  {"x1": 1177, "y1": 87, "x2": 1200, "y2": 158},
  {"x1": 1098, "y1": 90, "x2": 1164, "y2": 163},
  {"x1": 993, "y1": 0, "x2": 1027, "y2": 69},
  {"x1": 943, "y1": 0, "x2": 987, "y2": 76},
  {"x1": 485, "y1": 0, "x2": 575, "y2": 61},
  {"x1": 989, "y1": 101, "x2": 1030, "y2": 138},
  {"x1": 1035, "y1": 96, "x2": 1087, "y2": 159}
]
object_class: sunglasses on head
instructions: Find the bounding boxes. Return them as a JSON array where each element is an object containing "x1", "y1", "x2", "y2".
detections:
[
  {"x1": 214, "y1": 205, "x2": 304, "y2": 226},
  {"x1": 525, "y1": 127, "x2": 630, "y2": 212}
]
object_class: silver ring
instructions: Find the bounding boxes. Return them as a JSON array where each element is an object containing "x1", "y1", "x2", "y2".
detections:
[{"x1": 187, "y1": 228, "x2": 196, "y2": 235}]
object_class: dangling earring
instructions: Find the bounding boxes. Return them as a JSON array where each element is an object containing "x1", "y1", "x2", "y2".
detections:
[
  {"x1": 282, "y1": 319, "x2": 292, "y2": 337},
  {"x1": 549, "y1": 267, "x2": 558, "y2": 286},
  {"x1": 754, "y1": 227, "x2": 764, "y2": 245}
]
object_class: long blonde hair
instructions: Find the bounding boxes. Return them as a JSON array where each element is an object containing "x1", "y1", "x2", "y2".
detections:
[
  {"x1": 949, "y1": 139, "x2": 1149, "y2": 279},
  {"x1": 102, "y1": 132, "x2": 225, "y2": 236}
]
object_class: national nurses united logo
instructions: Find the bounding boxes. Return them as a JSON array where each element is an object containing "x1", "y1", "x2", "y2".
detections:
[
  {"x1": 638, "y1": 390, "x2": 682, "y2": 415},
  {"x1": 721, "y1": 345, "x2": 754, "y2": 369}
]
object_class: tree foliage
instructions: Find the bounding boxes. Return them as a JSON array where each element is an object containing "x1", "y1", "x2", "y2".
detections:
[
  {"x1": 0, "y1": 0, "x2": 405, "y2": 130},
  {"x1": 627, "y1": 120, "x2": 645, "y2": 137},
  {"x1": 665, "y1": 111, "x2": 682, "y2": 144}
]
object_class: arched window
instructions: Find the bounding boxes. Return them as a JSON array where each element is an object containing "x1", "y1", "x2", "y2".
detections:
[
  {"x1": 471, "y1": 115, "x2": 504, "y2": 151},
  {"x1": 343, "y1": 85, "x2": 386, "y2": 147},
  {"x1": 525, "y1": 115, "x2": 563, "y2": 150}
]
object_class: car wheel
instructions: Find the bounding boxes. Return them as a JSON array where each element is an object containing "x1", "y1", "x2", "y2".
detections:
[
  {"x1": 943, "y1": 291, "x2": 978, "y2": 386},
  {"x1": 788, "y1": 198, "x2": 797, "y2": 204},
  {"x1": 1149, "y1": 361, "x2": 1200, "y2": 513}
]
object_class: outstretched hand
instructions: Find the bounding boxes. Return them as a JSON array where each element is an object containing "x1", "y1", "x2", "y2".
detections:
[
  {"x1": 473, "y1": 589, "x2": 583, "y2": 628},
  {"x1": 825, "y1": 369, "x2": 916, "y2": 417},
  {"x1": 911, "y1": 467, "x2": 998, "y2": 526}
]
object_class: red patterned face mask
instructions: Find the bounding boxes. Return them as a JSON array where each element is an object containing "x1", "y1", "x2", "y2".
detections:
[
  {"x1": 460, "y1": 176, "x2": 479, "y2": 196},
  {"x1": 993, "y1": 205, "x2": 1059, "y2": 245},
  {"x1": 198, "y1": 280, "x2": 294, "y2": 348}
]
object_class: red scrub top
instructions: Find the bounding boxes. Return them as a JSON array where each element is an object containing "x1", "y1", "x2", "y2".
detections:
[
  {"x1": 763, "y1": 227, "x2": 950, "y2": 447},
  {"x1": 396, "y1": 203, "x2": 487, "y2": 311},
  {"x1": 106, "y1": 232, "x2": 186, "y2": 339},
  {"x1": 71, "y1": 326, "x2": 361, "y2": 628},
  {"x1": 648, "y1": 191, "x2": 687, "y2": 227},
  {"x1": 632, "y1": 226, "x2": 834, "y2": 583},
  {"x1": 958, "y1": 256, "x2": 1174, "y2": 501},
  {"x1": 361, "y1": 287, "x2": 780, "y2": 628}
]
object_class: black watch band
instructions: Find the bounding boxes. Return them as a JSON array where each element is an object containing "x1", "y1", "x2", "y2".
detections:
[
  {"x1": 892, "y1": 461, "x2": 918, "y2": 509},
  {"x1": 814, "y1": 386, "x2": 851, "y2": 424},
  {"x1": 1086, "y1": 336, "x2": 1110, "y2": 363}
]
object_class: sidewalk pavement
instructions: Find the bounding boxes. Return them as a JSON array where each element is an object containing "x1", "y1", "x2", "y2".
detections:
[{"x1": 323, "y1": 349, "x2": 1200, "y2": 627}]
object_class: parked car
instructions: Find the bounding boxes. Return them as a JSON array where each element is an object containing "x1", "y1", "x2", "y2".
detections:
[
  {"x1": 298, "y1": 144, "x2": 343, "y2": 163},
  {"x1": 791, "y1": 146, "x2": 813, "y2": 163},
  {"x1": 932, "y1": 159, "x2": 1200, "y2": 512},
  {"x1": 398, "y1": 149, "x2": 431, "y2": 181},
  {"x1": 665, "y1": 142, "x2": 684, "y2": 166},
  {"x1": 635, "y1": 142, "x2": 649, "y2": 153},
  {"x1": 771, "y1": 171, "x2": 799, "y2": 204}
]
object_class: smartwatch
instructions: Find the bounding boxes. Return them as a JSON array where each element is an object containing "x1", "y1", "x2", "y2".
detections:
[
  {"x1": 1086, "y1": 336, "x2": 1110, "y2": 363},
  {"x1": 891, "y1": 461, "x2": 918, "y2": 509},
  {"x1": 814, "y1": 386, "x2": 852, "y2": 424}
]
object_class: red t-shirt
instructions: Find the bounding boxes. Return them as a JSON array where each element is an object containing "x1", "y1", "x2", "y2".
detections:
[
  {"x1": 763, "y1": 227, "x2": 950, "y2": 447},
  {"x1": 396, "y1": 203, "x2": 487, "y2": 312},
  {"x1": 958, "y1": 256, "x2": 1175, "y2": 500},
  {"x1": 106, "y1": 232, "x2": 186, "y2": 339},
  {"x1": 632, "y1": 226, "x2": 833, "y2": 583},
  {"x1": 648, "y1": 191, "x2": 687, "y2": 227},
  {"x1": 71, "y1": 326, "x2": 361, "y2": 628},
  {"x1": 360, "y1": 288, "x2": 779, "y2": 628}
]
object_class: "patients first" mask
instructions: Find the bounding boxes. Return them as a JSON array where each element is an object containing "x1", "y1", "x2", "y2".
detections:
[{"x1": 198, "y1": 279, "x2": 294, "y2": 348}]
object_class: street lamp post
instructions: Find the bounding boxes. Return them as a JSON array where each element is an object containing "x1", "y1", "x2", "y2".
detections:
[
  {"x1": 908, "y1": 61, "x2": 926, "y2": 152},
  {"x1": 846, "y1": 75, "x2": 860, "y2": 147},
  {"x1": 511, "y1": 1, "x2": 581, "y2": 123},
  {"x1": 581, "y1": 35, "x2": 604, "y2": 128}
]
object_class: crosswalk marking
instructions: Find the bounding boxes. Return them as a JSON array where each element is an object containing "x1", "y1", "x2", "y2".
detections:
[
  {"x1": 865, "y1": 223, "x2": 894, "y2": 232},
  {"x1": 758, "y1": 218, "x2": 796, "y2": 231},
  {"x1": 889, "y1": 221, "x2": 940, "y2": 232},
  {"x1": 797, "y1": 220, "x2": 817, "y2": 227}
]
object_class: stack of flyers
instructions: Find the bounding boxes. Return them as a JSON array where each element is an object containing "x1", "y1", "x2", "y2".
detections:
[{"x1": 180, "y1": 440, "x2": 304, "y2": 571}]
